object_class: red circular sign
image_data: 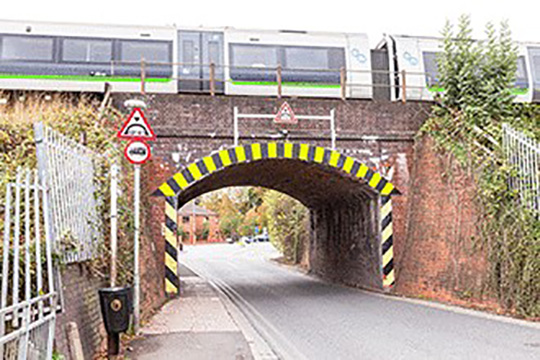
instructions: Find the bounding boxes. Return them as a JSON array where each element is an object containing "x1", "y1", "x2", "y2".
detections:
[{"x1": 124, "y1": 140, "x2": 151, "y2": 164}]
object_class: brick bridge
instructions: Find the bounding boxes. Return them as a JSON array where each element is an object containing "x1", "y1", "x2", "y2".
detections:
[{"x1": 113, "y1": 94, "x2": 431, "y2": 292}]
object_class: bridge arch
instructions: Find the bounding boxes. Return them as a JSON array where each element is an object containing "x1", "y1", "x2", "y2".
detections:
[{"x1": 154, "y1": 142, "x2": 398, "y2": 295}]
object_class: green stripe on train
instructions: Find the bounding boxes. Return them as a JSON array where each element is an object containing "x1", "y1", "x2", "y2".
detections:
[
  {"x1": 428, "y1": 85, "x2": 529, "y2": 95},
  {"x1": 231, "y1": 80, "x2": 340, "y2": 89},
  {"x1": 0, "y1": 73, "x2": 172, "y2": 83}
]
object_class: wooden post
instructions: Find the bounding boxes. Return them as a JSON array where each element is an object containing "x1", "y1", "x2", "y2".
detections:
[
  {"x1": 209, "y1": 62, "x2": 216, "y2": 96},
  {"x1": 340, "y1": 67, "x2": 346, "y2": 100},
  {"x1": 401, "y1": 69, "x2": 406, "y2": 103},
  {"x1": 140, "y1": 58, "x2": 146, "y2": 95},
  {"x1": 277, "y1": 64, "x2": 282, "y2": 98}
]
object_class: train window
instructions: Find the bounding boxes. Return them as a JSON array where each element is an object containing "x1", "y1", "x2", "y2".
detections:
[
  {"x1": 208, "y1": 41, "x2": 219, "y2": 65},
  {"x1": 182, "y1": 40, "x2": 195, "y2": 64},
  {"x1": 283, "y1": 47, "x2": 345, "y2": 70},
  {"x1": 1, "y1": 35, "x2": 54, "y2": 61},
  {"x1": 284, "y1": 47, "x2": 328, "y2": 70},
  {"x1": 120, "y1": 41, "x2": 171, "y2": 63},
  {"x1": 230, "y1": 44, "x2": 278, "y2": 68},
  {"x1": 515, "y1": 56, "x2": 528, "y2": 88},
  {"x1": 422, "y1": 51, "x2": 440, "y2": 87},
  {"x1": 529, "y1": 47, "x2": 540, "y2": 85},
  {"x1": 62, "y1": 38, "x2": 112, "y2": 63},
  {"x1": 328, "y1": 48, "x2": 345, "y2": 69}
]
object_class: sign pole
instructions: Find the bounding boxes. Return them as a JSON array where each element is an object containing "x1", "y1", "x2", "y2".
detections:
[
  {"x1": 116, "y1": 102, "x2": 153, "y2": 336},
  {"x1": 133, "y1": 164, "x2": 141, "y2": 334},
  {"x1": 110, "y1": 163, "x2": 118, "y2": 287}
]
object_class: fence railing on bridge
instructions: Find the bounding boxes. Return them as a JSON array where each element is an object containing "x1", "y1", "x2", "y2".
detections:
[
  {"x1": 105, "y1": 59, "x2": 435, "y2": 102},
  {"x1": 502, "y1": 123, "x2": 540, "y2": 214}
]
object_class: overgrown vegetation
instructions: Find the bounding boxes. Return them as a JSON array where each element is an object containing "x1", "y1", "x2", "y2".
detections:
[
  {"x1": 421, "y1": 15, "x2": 540, "y2": 317},
  {"x1": 0, "y1": 93, "x2": 135, "y2": 286}
]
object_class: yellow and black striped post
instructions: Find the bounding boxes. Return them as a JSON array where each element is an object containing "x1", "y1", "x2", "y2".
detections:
[
  {"x1": 164, "y1": 196, "x2": 180, "y2": 295},
  {"x1": 380, "y1": 195, "x2": 395, "y2": 288}
]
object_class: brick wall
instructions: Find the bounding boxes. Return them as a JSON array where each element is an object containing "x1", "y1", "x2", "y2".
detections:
[
  {"x1": 310, "y1": 199, "x2": 381, "y2": 290},
  {"x1": 110, "y1": 93, "x2": 429, "y2": 293},
  {"x1": 139, "y1": 159, "x2": 173, "y2": 319},
  {"x1": 396, "y1": 136, "x2": 498, "y2": 309},
  {"x1": 55, "y1": 264, "x2": 106, "y2": 359}
]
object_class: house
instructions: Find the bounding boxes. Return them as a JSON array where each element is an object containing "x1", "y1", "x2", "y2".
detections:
[{"x1": 178, "y1": 202, "x2": 223, "y2": 244}]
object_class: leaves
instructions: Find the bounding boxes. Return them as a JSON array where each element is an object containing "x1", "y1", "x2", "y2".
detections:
[{"x1": 424, "y1": 16, "x2": 540, "y2": 317}]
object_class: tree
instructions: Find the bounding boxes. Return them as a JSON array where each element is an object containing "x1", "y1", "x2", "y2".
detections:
[{"x1": 423, "y1": 15, "x2": 540, "y2": 317}]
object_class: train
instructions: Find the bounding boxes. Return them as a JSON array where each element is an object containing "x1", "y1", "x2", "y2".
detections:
[{"x1": 0, "y1": 19, "x2": 538, "y2": 102}]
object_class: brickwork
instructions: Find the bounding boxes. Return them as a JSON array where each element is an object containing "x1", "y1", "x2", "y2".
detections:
[
  {"x1": 110, "y1": 93, "x2": 428, "y2": 293},
  {"x1": 310, "y1": 200, "x2": 381, "y2": 290},
  {"x1": 140, "y1": 159, "x2": 174, "y2": 319},
  {"x1": 396, "y1": 136, "x2": 498, "y2": 309},
  {"x1": 54, "y1": 264, "x2": 106, "y2": 359}
]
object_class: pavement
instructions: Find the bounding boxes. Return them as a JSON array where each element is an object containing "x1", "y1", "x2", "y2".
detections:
[
  {"x1": 128, "y1": 263, "x2": 275, "y2": 360},
  {"x1": 179, "y1": 242, "x2": 540, "y2": 360}
]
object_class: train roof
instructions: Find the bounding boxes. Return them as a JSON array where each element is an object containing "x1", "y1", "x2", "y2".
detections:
[
  {"x1": 378, "y1": 33, "x2": 540, "y2": 47},
  {"x1": 0, "y1": 18, "x2": 367, "y2": 39}
]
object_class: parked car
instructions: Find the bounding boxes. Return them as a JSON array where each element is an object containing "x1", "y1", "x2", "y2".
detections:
[
  {"x1": 254, "y1": 234, "x2": 270, "y2": 242},
  {"x1": 239, "y1": 236, "x2": 253, "y2": 245}
]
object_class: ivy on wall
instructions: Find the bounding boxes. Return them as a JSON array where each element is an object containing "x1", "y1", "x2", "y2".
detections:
[{"x1": 421, "y1": 15, "x2": 540, "y2": 317}]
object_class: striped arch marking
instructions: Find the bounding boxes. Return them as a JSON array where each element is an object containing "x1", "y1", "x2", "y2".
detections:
[{"x1": 153, "y1": 142, "x2": 399, "y2": 289}]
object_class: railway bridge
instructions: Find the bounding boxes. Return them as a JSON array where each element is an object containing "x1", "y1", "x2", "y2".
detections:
[{"x1": 112, "y1": 93, "x2": 431, "y2": 292}]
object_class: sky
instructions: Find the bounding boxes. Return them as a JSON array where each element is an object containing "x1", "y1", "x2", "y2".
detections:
[{"x1": 1, "y1": 0, "x2": 539, "y2": 46}]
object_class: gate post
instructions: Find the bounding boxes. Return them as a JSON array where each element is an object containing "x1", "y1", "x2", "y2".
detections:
[{"x1": 164, "y1": 197, "x2": 180, "y2": 296}]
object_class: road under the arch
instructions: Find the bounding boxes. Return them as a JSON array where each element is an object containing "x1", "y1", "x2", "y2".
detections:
[{"x1": 173, "y1": 158, "x2": 384, "y2": 290}]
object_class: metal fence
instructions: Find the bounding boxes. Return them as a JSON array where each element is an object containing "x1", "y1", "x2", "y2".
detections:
[
  {"x1": 109, "y1": 59, "x2": 432, "y2": 101},
  {"x1": 34, "y1": 122, "x2": 103, "y2": 263},
  {"x1": 502, "y1": 123, "x2": 540, "y2": 214},
  {"x1": 0, "y1": 168, "x2": 57, "y2": 360}
]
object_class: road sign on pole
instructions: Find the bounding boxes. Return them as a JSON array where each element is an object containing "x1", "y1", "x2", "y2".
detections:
[
  {"x1": 116, "y1": 101, "x2": 154, "y2": 336},
  {"x1": 124, "y1": 140, "x2": 151, "y2": 164},
  {"x1": 117, "y1": 108, "x2": 156, "y2": 140}
]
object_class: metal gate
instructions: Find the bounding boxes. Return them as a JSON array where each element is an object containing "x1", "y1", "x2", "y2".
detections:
[
  {"x1": 1, "y1": 121, "x2": 113, "y2": 359},
  {"x1": 0, "y1": 168, "x2": 57, "y2": 360},
  {"x1": 34, "y1": 122, "x2": 103, "y2": 263},
  {"x1": 502, "y1": 123, "x2": 540, "y2": 214}
]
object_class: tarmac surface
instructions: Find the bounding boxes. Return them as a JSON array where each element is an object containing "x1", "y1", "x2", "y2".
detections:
[{"x1": 179, "y1": 243, "x2": 540, "y2": 360}]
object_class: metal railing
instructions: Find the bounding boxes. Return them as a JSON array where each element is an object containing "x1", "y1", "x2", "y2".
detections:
[
  {"x1": 126, "y1": 59, "x2": 432, "y2": 101},
  {"x1": 503, "y1": 123, "x2": 540, "y2": 214},
  {"x1": 1, "y1": 168, "x2": 57, "y2": 360},
  {"x1": 34, "y1": 123, "x2": 104, "y2": 263}
]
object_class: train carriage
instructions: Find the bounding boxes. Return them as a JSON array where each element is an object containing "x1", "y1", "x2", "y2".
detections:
[
  {"x1": 222, "y1": 28, "x2": 372, "y2": 99},
  {"x1": 0, "y1": 19, "x2": 176, "y2": 93},
  {"x1": 379, "y1": 34, "x2": 540, "y2": 103}
]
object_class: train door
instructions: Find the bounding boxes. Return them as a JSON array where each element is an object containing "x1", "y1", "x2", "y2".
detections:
[
  {"x1": 178, "y1": 31, "x2": 202, "y2": 92},
  {"x1": 370, "y1": 49, "x2": 391, "y2": 100},
  {"x1": 202, "y1": 32, "x2": 224, "y2": 93},
  {"x1": 178, "y1": 31, "x2": 224, "y2": 93}
]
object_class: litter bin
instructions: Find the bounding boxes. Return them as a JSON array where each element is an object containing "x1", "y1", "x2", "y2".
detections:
[{"x1": 98, "y1": 287, "x2": 133, "y2": 355}]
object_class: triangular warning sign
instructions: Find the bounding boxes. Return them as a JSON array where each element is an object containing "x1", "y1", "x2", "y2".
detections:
[
  {"x1": 117, "y1": 108, "x2": 156, "y2": 140},
  {"x1": 274, "y1": 102, "x2": 297, "y2": 124}
]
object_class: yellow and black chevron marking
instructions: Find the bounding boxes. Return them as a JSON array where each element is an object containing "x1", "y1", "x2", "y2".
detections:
[
  {"x1": 164, "y1": 196, "x2": 180, "y2": 295},
  {"x1": 381, "y1": 195, "x2": 395, "y2": 288},
  {"x1": 153, "y1": 142, "x2": 400, "y2": 289},
  {"x1": 153, "y1": 143, "x2": 400, "y2": 198}
]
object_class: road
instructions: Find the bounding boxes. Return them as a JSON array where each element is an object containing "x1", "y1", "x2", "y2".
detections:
[{"x1": 179, "y1": 243, "x2": 540, "y2": 360}]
